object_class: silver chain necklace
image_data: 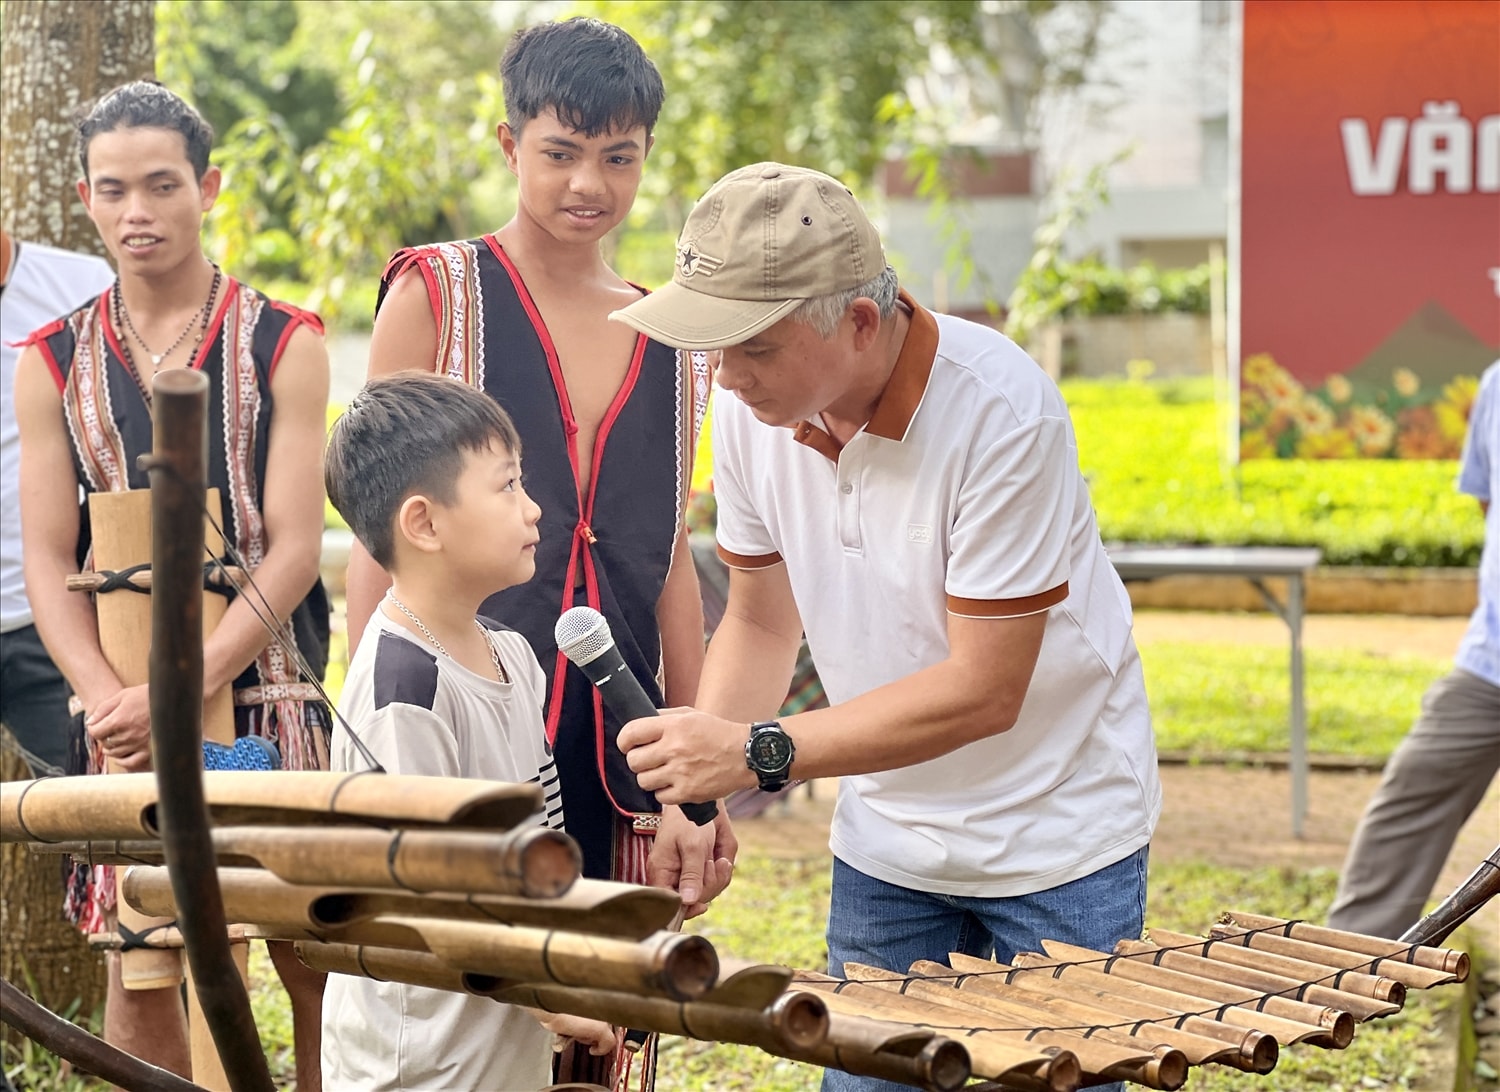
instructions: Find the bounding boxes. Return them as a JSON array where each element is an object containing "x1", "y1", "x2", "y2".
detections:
[{"x1": 386, "y1": 593, "x2": 508, "y2": 683}]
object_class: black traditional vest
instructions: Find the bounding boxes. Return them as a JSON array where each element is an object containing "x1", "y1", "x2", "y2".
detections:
[
  {"x1": 29, "y1": 280, "x2": 331, "y2": 770},
  {"x1": 379, "y1": 237, "x2": 708, "y2": 877}
]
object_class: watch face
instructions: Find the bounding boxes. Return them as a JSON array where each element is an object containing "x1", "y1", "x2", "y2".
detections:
[{"x1": 749, "y1": 729, "x2": 793, "y2": 772}]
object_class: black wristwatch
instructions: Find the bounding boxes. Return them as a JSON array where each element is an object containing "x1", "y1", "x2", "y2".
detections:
[{"x1": 745, "y1": 720, "x2": 796, "y2": 793}]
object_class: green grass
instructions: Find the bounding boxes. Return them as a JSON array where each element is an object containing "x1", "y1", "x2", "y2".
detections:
[
  {"x1": 1061, "y1": 378, "x2": 1483, "y2": 567},
  {"x1": 1140, "y1": 642, "x2": 1448, "y2": 760}
]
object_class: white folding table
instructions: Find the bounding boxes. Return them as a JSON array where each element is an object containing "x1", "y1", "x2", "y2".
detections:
[{"x1": 1108, "y1": 545, "x2": 1325, "y2": 837}]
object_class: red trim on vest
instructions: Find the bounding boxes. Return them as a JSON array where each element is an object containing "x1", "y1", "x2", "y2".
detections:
[
  {"x1": 267, "y1": 300, "x2": 324, "y2": 379},
  {"x1": 23, "y1": 317, "x2": 70, "y2": 392},
  {"x1": 485, "y1": 236, "x2": 658, "y2": 820}
]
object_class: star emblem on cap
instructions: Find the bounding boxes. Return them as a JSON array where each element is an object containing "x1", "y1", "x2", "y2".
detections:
[{"x1": 677, "y1": 242, "x2": 723, "y2": 278}]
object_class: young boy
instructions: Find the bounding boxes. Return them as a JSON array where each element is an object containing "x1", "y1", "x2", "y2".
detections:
[
  {"x1": 14, "y1": 81, "x2": 330, "y2": 1084},
  {"x1": 345, "y1": 16, "x2": 731, "y2": 1004},
  {"x1": 322, "y1": 371, "x2": 615, "y2": 1089}
]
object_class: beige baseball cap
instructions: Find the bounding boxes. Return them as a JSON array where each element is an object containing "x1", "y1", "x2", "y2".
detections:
[{"x1": 610, "y1": 162, "x2": 886, "y2": 350}]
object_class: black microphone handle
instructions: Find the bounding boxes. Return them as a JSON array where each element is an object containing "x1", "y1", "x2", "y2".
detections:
[{"x1": 575, "y1": 647, "x2": 719, "y2": 827}]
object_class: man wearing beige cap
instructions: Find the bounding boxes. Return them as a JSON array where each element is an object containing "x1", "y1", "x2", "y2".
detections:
[{"x1": 614, "y1": 163, "x2": 1161, "y2": 1090}]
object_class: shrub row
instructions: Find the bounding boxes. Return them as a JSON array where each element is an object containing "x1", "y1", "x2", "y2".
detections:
[{"x1": 1066, "y1": 379, "x2": 1482, "y2": 567}]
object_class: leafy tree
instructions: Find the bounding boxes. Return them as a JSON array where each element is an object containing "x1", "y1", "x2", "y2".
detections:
[{"x1": 157, "y1": 0, "x2": 516, "y2": 320}]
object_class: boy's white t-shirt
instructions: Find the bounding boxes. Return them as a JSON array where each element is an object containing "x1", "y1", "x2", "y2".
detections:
[{"x1": 322, "y1": 609, "x2": 563, "y2": 1091}]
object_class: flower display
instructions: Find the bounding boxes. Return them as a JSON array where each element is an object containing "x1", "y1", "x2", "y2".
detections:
[{"x1": 1239, "y1": 353, "x2": 1477, "y2": 459}]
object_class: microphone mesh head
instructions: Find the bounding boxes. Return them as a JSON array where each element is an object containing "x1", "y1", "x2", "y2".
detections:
[{"x1": 555, "y1": 606, "x2": 613, "y2": 667}]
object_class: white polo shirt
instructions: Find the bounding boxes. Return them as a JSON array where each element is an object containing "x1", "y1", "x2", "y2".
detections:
[{"x1": 713, "y1": 295, "x2": 1161, "y2": 898}]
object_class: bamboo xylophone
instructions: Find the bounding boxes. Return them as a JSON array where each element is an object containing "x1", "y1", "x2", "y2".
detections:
[{"x1": 1, "y1": 772, "x2": 1476, "y2": 1091}]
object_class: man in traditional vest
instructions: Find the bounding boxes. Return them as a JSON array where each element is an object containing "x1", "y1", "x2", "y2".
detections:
[{"x1": 15, "y1": 82, "x2": 331, "y2": 1087}]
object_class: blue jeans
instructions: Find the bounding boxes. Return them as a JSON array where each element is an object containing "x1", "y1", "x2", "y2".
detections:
[{"x1": 821, "y1": 846, "x2": 1149, "y2": 1092}]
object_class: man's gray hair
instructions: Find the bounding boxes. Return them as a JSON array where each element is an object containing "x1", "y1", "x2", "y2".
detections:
[{"x1": 789, "y1": 265, "x2": 900, "y2": 338}]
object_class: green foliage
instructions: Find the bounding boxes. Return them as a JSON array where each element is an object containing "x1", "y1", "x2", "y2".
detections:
[
  {"x1": 1065, "y1": 378, "x2": 1484, "y2": 567},
  {"x1": 572, "y1": 1, "x2": 971, "y2": 223},
  {"x1": 157, "y1": 0, "x2": 1111, "y2": 310},
  {"x1": 1143, "y1": 642, "x2": 1445, "y2": 759},
  {"x1": 1016, "y1": 257, "x2": 1212, "y2": 321},
  {"x1": 157, "y1": 0, "x2": 516, "y2": 324}
]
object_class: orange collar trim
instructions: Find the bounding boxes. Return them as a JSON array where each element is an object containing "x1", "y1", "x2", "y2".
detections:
[{"x1": 789, "y1": 289, "x2": 938, "y2": 461}]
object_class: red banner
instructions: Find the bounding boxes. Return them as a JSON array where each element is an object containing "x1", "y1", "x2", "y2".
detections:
[{"x1": 1239, "y1": 0, "x2": 1499, "y2": 458}]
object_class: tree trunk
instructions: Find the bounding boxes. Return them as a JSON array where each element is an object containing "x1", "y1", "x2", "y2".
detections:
[
  {"x1": 0, "y1": 0, "x2": 154, "y2": 1053},
  {"x1": 0, "y1": 0, "x2": 156, "y2": 254}
]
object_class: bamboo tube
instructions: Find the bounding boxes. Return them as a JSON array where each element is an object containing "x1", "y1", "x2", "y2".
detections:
[
  {"x1": 845, "y1": 963, "x2": 1184, "y2": 1090},
  {"x1": 1, "y1": 771, "x2": 545, "y2": 843},
  {"x1": 185, "y1": 942, "x2": 251, "y2": 1092},
  {"x1": 794, "y1": 1014, "x2": 971, "y2": 1092},
  {"x1": 294, "y1": 941, "x2": 503, "y2": 995},
  {"x1": 32, "y1": 825, "x2": 582, "y2": 899},
  {"x1": 1206, "y1": 923, "x2": 1457, "y2": 989},
  {"x1": 939, "y1": 955, "x2": 1277, "y2": 1074},
  {"x1": 124, "y1": 865, "x2": 676, "y2": 940},
  {"x1": 1110, "y1": 941, "x2": 1368, "y2": 1039},
  {"x1": 796, "y1": 971, "x2": 1080, "y2": 1091},
  {"x1": 89, "y1": 925, "x2": 255, "y2": 951},
  {"x1": 34, "y1": 840, "x2": 167, "y2": 865},
  {"x1": 1226, "y1": 912, "x2": 1468, "y2": 979},
  {"x1": 705, "y1": 957, "x2": 796, "y2": 1010},
  {"x1": 66, "y1": 565, "x2": 247, "y2": 593},
  {"x1": 382, "y1": 916, "x2": 718, "y2": 1002},
  {"x1": 1033, "y1": 942, "x2": 1356, "y2": 1047},
  {"x1": 497, "y1": 982, "x2": 829, "y2": 1054},
  {"x1": 88, "y1": 487, "x2": 234, "y2": 745},
  {"x1": 302, "y1": 939, "x2": 812, "y2": 1054},
  {"x1": 1149, "y1": 928, "x2": 1405, "y2": 1005}
]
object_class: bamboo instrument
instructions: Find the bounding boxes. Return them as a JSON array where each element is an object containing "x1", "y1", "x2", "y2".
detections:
[
  {"x1": 1030, "y1": 942, "x2": 1357, "y2": 1046},
  {"x1": 796, "y1": 971, "x2": 1080, "y2": 1091},
  {"x1": 1226, "y1": 912, "x2": 1469, "y2": 978},
  {"x1": 1204, "y1": 923, "x2": 1459, "y2": 989},
  {"x1": 87, "y1": 488, "x2": 235, "y2": 996},
  {"x1": 939, "y1": 955, "x2": 1277, "y2": 1073},
  {"x1": 86, "y1": 487, "x2": 234, "y2": 744},
  {"x1": 1110, "y1": 940, "x2": 1367, "y2": 1039},
  {"x1": 30, "y1": 824, "x2": 582, "y2": 899},
  {"x1": 0, "y1": 771, "x2": 545, "y2": 843},
  {"x1": 122, "y1": 866, "x2": 678, "y2": 940},
  {"x1": 66, "y1": 565, "x2": 247, "y2": 593},
  {"x1": 843, "y1": 963, "x2": 1186, "y2": 1090}
]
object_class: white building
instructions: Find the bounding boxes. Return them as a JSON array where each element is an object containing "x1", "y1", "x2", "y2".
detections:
[{"x1": 881, "y1": 0, "x2": 1233, "y2": 318}]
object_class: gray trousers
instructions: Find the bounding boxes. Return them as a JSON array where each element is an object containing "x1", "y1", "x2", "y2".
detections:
[{"x1": 1327, "y1": 667, "x2": 1500, "y2": 939}]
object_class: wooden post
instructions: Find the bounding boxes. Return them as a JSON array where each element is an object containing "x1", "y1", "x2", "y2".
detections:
[{"x1": 147, "y1": 369, "x2": 272, "y2": 1092}]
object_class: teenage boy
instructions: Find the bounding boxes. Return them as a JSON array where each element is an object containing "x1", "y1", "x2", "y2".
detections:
[
  {"x1": 322, "y1": 372, "x2": 616, "y2": 1089},
  {"x1": 14, "y1": 82, "x2": 331, "y2": 1085},
  {"x1": 346, "y1": 19, "x2": 731, "y2": 931},
  {"x1": 613, "y1": 163, "x2": 1161, "y2": 1092}
]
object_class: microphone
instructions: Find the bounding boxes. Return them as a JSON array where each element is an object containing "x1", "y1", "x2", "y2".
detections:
[{"x1": 554, "y1": 606, "x2": 718, "y2": 826}]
